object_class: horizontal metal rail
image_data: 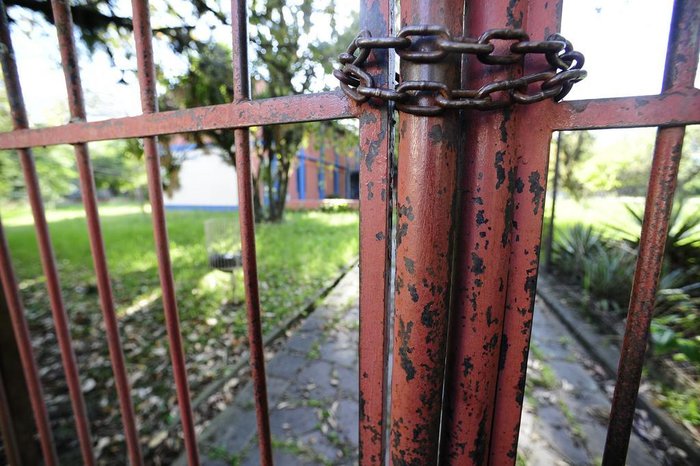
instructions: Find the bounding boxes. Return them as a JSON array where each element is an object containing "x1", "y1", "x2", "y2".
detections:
[
  {"x1": 0, "y1": 89, "x2": 697, "y2": 150},
  {"x1": 0, "y1": 91, "x2": 354, "y2": 149}
]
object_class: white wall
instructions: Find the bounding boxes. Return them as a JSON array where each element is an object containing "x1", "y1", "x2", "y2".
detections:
[{"x1": 164, "y1": 147, "x2": 238, "y2": 208}]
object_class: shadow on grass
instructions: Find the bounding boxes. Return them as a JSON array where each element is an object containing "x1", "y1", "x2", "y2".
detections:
[{"x1": 5, "y1": 207, "x2": 358, "y2": 463}]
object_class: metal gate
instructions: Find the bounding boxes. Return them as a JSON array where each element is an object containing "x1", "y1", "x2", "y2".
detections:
[{"x1": 0, "y1": 0, "x2": 697, "y2": 465}]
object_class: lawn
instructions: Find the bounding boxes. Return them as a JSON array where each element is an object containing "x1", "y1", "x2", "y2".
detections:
[
  {"x1": 2, "y1": 203, "x2": 359, "y2": 463},
  {"x1": 545, "y1": 195, "x2": 700, "y2": 238}
]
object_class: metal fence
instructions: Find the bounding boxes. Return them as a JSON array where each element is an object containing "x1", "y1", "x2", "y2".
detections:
[{"x1": 0, "y1": 0, "x2": 697, "y2": 465}]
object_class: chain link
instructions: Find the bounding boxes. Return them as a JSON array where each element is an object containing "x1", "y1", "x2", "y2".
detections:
[{"x1": 335, "y1": 25, "x2": 587, "y2": 115}]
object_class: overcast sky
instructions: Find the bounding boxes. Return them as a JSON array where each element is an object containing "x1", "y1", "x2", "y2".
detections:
[{"x1": 4, "y1": 0, "x2": 696, "y2": 133}]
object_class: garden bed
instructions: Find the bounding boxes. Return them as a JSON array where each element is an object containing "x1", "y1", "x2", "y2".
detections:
[{"x1": 537, "y1": 275, "x2": 700, "y2": 463}]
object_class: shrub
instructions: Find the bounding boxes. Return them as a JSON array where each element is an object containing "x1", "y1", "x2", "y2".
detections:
[
  {"x1": 621, "y1": 203, "x2": 700, "y2": 274},
  {"x1": 581, "y1": 243, "x2": 636, "y2": 315},
  {"x1": 551, "y1": 223, "x2": 605, "y2": 280}
]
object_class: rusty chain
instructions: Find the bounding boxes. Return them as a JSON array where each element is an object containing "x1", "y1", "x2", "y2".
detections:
[{"x1": 334, "y1": 25, "x2": 587, "y2": 116}]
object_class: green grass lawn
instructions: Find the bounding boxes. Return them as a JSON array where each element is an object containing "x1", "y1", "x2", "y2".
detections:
[
  {"x1": 2, "y1": 202, "x2": 358, "y2": 461},
  {"x1": 545, "y1": 195, "x2": 700, "y2": 238}
]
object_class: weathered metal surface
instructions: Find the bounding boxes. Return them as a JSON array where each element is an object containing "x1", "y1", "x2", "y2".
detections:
[
  {"x1": 231, "y1": 1, "x2": 273, "y2": 464},
  {"x1": 336, "y1": 24, "x2": 586, "y2": 114},
  {"x1": 0, "y1": 217, "x2": 57, "y2": 465},
  {"x1": 0, "y1": 88, "x2": 697, "y2": 151},
  {"x1": 546, "y1": 89, "x2": 700, "y2": 130},
  {"x1": 0, "y1": 91, "x2": 352, "y2": 148},
  {"x1": 388, "y1": 1, "x2": 461, "y2": 464},
  {"x1": 441, "y1": 1, "x2": 526, "y2": 463},
  {"x1": 0, "y1": 372, "x2": 19, "y2": 466},
  {"x1": 22, "y1": 147, "x2": 98, "y2": 466},
  {"x1": 0, "y1": 266, "x2": 45, "y2": 466},
  {"x1": 49, "y1": 1, "x2": 144, "y2": 463},
  {"x1": 356, "y1": 1, "x2": 394, "y2": 464},
  {"x1": 0, "y1": 2, "x2": 96, "y2": 464},
  {"x1": 0, "y1": 369, "x2": 20, "y2": 465},
  {"x1": 603, "y1": 1, "x2": 699, "y2": 464},
  {"x1": 130, "y1": 1, "x2": 200, "y2": 464},
  {"x1": 0, "y1": 0, "x2": 697, "y2": 464},
  {"x1": 489, "y1": 2, "x2": 562, "y2": 464}
]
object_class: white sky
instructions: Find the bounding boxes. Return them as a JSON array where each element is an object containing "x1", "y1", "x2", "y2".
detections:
[{"x1": 4, "y1": 0, "x2": 698, "y2": 132}]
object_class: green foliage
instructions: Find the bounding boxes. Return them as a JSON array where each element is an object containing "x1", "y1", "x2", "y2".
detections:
[
  {"x1": 89, "y1": 140, "x2": 146, "y2": 195},
  {"x1": 319, "y1": 200, "x2": 356, "y2": 213},
  {"x1": 678, "y1": 126, "x2": 700, "y2": 196},
  {"x1": 657, "y1": 386, "x2": 700, "y2": 426},
  {"x1": 158, "y1": 1, "x2": 358, "y2": 223},
  {"x1": 620, "y1": 203, "x2": 700, "y2": 273},
  {"x1": 551, "y1": 131, "x2": 594, "y2": 200},
  {"x1": 551, "y1": 216, "x2": 700, "y2": 427},
  {"x1": 581, "y1": 244, "x2": 635, "y2": 313},
  {"x1": 552, "y1": 126, "x2": 699, "y2": 198},
  {"x1": 552, "y1": 222, "x2": 634, "y2": 314},
  {"x1": 0, "y1": 145, "x2": 76, "y2": 203},
  {"x1": 159, "y1": 41, "x2": 235, "y2": 165},
  {"x1": 551, "y1": 223, "x2": 604, "y2": 280}
]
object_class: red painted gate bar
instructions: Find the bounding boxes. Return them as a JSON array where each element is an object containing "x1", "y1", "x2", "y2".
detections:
[
  {"x1": 0, "y1": 0, "x2": 698, "y2": 465},
  {"x1": 231, "y1": 0, "x2": 274, "y2": 463},
  {"x1": 0, "y1": 215, "x2": 58, "y2": 466},
  {"x1": 442, "y1": 1, "x2": 528, "y2": 463},
  {"x1": 0, "y1": 1, "x2": 96, "y2": 464},
  {"x1": 356, "y1": 0, "x2": 394, "y2": 464},
  {"x1": 388, "y1": 1, "x2": 462, "y2": 465},
  {"x1": 130, "y1": 1, "x2": 201, "y2": 464},
  {"x1": 490, "y1": 0, "x2": 563, "y2": 463},
  {"x1": 603, "y1": 0, "x2": 699, "y2": 464},
  {"x1": 49, "y1": 0, "x2": 145, "y2": 463}
]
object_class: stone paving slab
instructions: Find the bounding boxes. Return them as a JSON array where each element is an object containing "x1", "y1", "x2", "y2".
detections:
[
  {"x1": 189, "y1": 267, "x2": 360, "y2": 466},
  {"x1": 183, "y1": 267, "x2": 667, "y2": 466}
]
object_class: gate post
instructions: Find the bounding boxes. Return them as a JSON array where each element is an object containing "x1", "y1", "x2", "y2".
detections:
[
  {"x1": 442, "y1": 1, "x2": 530, "y2": 464},
  {"x1": 388, "y1": 0, "x2": 462, "y2": 464}
]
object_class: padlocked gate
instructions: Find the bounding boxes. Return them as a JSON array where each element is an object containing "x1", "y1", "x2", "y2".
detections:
[{"x1": 0, "y1": 0, "x2": 697, "y2": 465}]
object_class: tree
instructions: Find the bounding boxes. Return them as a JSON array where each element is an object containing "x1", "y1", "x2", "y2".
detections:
[
  {"x1": 0, "y1": 89, "x2": 76, "y2": 203},
  {"x1": 555, "y1": 131, "x2": 594, "y2": 200},
  {"x1": 159, "y1": 0, "x2": 356, "y2": 222},
  {"x1": 90, "y1": 140, "x2": 147, "y2": 196},
  {"x1": 7, "y1": 0, "x2": 358, "y2": 221}
]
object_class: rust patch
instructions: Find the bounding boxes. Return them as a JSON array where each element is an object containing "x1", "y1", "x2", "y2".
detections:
[
  {"x1": 528, "y1": 171, "x2": 545, "y2": 215},
  {"x1": 471, "y1": 252, "x2": 485, "y2": 275},
  {"x1": 404, "y1": 257, "x2": 416, "y2": 275},
  {"x1": 408, "y1": 284, "x2": 419, "y2": 302},
  {"x1": 397, "y1": 318, "x2": 416, "y2": 381},
  {"x1": 494, "y1": 150, "x2": 506, "y2": 189}
]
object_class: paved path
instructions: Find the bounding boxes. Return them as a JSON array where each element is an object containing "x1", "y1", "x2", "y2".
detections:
[{"x1": 188, "y1": 266, "x2": 666, "y2": 465}]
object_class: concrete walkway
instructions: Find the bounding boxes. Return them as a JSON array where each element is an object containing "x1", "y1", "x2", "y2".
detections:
[{"x1": 188, "y1": 266, "x2": 667, "y2": 465}]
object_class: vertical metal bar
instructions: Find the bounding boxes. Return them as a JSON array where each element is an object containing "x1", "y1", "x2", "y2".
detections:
[
  {"x1": 544, "y1": 131, "x2": 562, "y2": 271},
  {"x1": 442, "y1": 1, "x2": 527, "y2": 464},
  {"x1": 388, "y1": 1, "x2": 462, "y2": 465},
  {"x1": 0, "y1": 2, "x2": 96, "y2": 464},
  {"x1": 230, "y1": 1, "x2": 273, "y2": 464},
  {"x1": 357, "y1": 0, "x2": 394, "y2": 464},
  {"x1": 603, "y1": 4, "x2": 698, "y2": 461},
  {"x1": 0, "y1": 217, "x2": 58, "y2": 466},
  {"x1": 130, "y1": 1, "x2": 200, "y2": 464},
  {"x1": 0, "y1": 358, "x2": 21, "y2": 466},
  {"x1": 49, "y1": 1, "x2": 144, "y2": 463},
  {"x1": 488, "y1": 2, "x2": 562, "y2": 464},
  {"x1": 0, "y1": 283, "x2": 42, "y2": 466}
]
